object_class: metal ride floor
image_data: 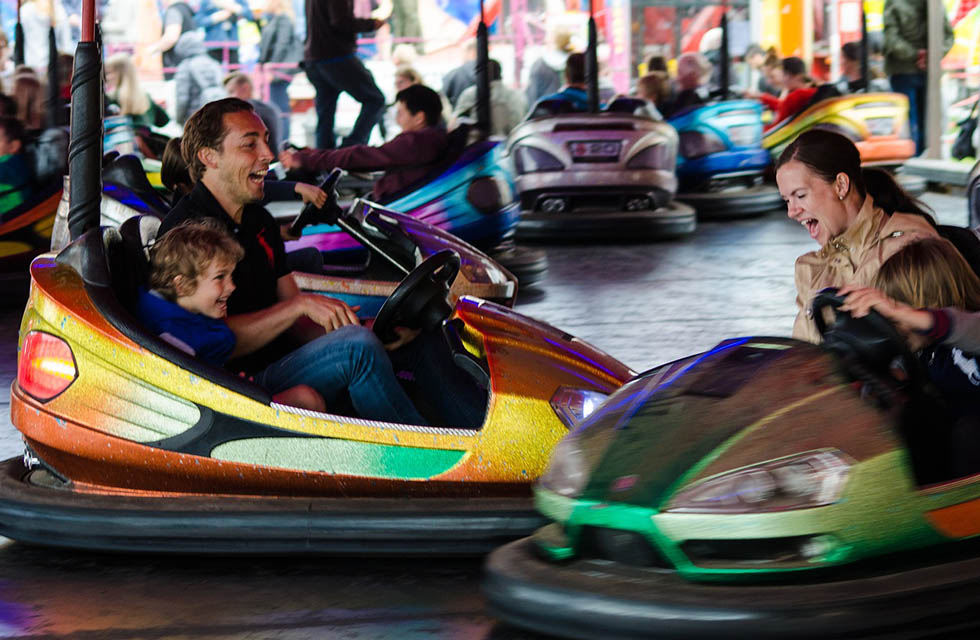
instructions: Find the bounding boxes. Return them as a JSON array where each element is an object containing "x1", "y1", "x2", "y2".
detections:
[{"x1": 0, "y1": 191, "x2": 969, "y2": 639}]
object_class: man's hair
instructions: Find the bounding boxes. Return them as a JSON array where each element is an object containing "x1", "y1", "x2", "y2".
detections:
[
  {"x1": 223, "y1": 71, "x2": 252, "y2": 91},
  {"x1": 181, "y1": 97, "x2": 255, "y2": 183},
  {"x1": 781, "y1": 56, "x2": 806, "y2": 77},
  {"x1": 0, "y1": 115, "x2": 27, "y2": 147},
  {"x1": 487, "y1": 59, "x2": 502, "y2": 82},
  {"x1": 841, "y1": 41, "x2": 861, "y2": 63},
  {"x1": 149, "y1": 220, "x2": 244, "y2": 301},
  {"x1": 876, "y1": 237, "x2": 980, "y2": 313},
  {"x1": 161, "y1": 136, "x2": 191, "y2": 193},
  {"x1": 564, "y1": 52, "x2": 586, "y2": 85},
  {"x1": 395, "y1": 84, "x2": 443, "y2": 126}
]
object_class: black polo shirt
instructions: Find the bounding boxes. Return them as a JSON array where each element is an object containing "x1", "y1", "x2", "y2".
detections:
[{"x1": 159, "y1": 182, "x2": 289, "y2": 316}]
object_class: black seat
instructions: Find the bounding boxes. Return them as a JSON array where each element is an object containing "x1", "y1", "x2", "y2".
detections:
[
  {"x1": 938, "y1": 224, "x2": 980, "y2": 279},
  {"x1": 799, "y1": 83, "x2": 843, "y2": 113},
  {"x1": 968, "y1": 159, "x2": 980, "y2": 227},
  {"x1": 528, "y1": 97, "x2": 583, "y2": 119},
  {"x1": 103, "y1": 154, "x2": 172, "y2": 216}
]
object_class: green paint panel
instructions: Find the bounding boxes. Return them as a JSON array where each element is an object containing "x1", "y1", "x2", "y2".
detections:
[{"x1": 212, "y1": 437, "x2": 465, "y2": 479}]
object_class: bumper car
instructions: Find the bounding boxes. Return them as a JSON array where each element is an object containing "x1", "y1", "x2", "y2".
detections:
[
  {"x1": 50, "y1": 157, "x2": 520, "y2": 313},
  {"x1": 968, "y1": 159, "x2": 979, "y2": 227},
  {"x1": 0, "y1": 128, "x2": 69, "y2": 298},
  {"x1": 281, "y1": 125, "x2": 547, "y2": 287},
  {"x1": 762, "y1": 88, "x2": 927, "y2": 196},
  {"x1": 668, "y1": 100, "x2": 783, "y2": 219},
  {"x1": 1, "y1": 212, "x2": 632, "y2": 553},
  {"x1": 507, "y1": 97, "x2": 696, "y2": 241},
  {"x1": 484, "y1": 291, "x2": 980, "y2": 638}
]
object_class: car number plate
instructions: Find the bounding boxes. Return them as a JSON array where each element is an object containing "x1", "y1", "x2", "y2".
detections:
[{"x1": 569, "y1": 140, "x2": 622, "y2": 160}]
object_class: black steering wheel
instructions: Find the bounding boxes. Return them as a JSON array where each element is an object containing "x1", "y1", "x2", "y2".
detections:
[
  {"x1": 373, "y1": 250, "x2": 460, "y2": 343},
  {"x1": 288, "y1": 168, "x2": 344, "y2": 237},
  {"x1": 811, "y1": 288, "x2": 919, "y2": 384}
]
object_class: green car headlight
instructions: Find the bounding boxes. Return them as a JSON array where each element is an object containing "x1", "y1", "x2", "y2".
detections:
[
  {"x1": 665, "y1": 449, "x2": 851, "y2": 514},
  {"x1": 538, "y1": 435, "x2": 589, "y2": 498}
]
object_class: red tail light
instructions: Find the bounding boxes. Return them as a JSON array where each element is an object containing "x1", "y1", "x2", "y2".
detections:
[{"x1": 18, "y1": 331, "x2": 77, "y2": 401}]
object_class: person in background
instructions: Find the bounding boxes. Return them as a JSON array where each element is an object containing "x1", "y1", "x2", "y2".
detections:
[
  {"x1": 0, "y1": 116, "x2": 36, "y2": 213},
  {"x1": 304, "y1": 0, "x2": 386, "y2": 150},
  {"x1": 525, "y1": 28, "x2": 574, "y2": 107},
  {"x1": 258, "y1": 0, "x2": 301, "y2": 145},
  {"x1": 775, "y1": 129, "x2": 938, "y2": 344},
  {"x1": 139, "y1": 220, "x2": 326, "y2": 411},
  {"x1": 747, "y1": 56, "x2": 815, "y2": 131},
  {"x1": 20, "y1": 0, "x2": 72, "y2": 72},
  {"x1": 0, "y1": 30, "x2": 14, "y2": 91},
  {"x1": 105, "y1": 53, "x2": 170, "y2": 128},
  {"x1": 174, "y1": 31, "x2": 226, "y2": 124},
  {"x1": 836, "y1": 41, "x2": 890, "y2": 94},
  {"x1": 759, "y1": 48, "x2": 785, "y2": 98},
  {"x1": 441, "y1": 40, "x2": 477, "y2": 109},
  {"x1": 535, "y1": 52, "x2": 590, "y2": 112},
  {"x1": 660, "y1": 52, "x2": 711, "y2": 118},
  {"x1": 883, "y1": 0, "x2": 953, "y2": 155},
  {"x1": 196, "y1": 0, "x2": 254, "y2": 66},
  {"x1": 635, "y1": 72, "x2": 669, "y2": 118},
  {"x1": 451, "y1": 59, "x2": 526, "y2": 136},
  {"x1": 146, "y1": 0, "x2": 196, "y2": 80},
  {"x1": 280, "y1": 84, "x2": 446, "y2": 202},
  {"x1": 224, "y1": 71, "x2": 282, "y2": 154},
  {"x1": 11, "y1": 68, "x2": 43, "y2": 131}
]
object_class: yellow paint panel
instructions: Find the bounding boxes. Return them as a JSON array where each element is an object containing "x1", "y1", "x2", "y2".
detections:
[{"x1": 0, "y1": 241, "x2": 32, "y2": 258}]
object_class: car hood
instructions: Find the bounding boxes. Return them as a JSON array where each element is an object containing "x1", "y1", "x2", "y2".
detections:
[{"x1": 574, "y1": 337, "x2": 902, "y2": 509}]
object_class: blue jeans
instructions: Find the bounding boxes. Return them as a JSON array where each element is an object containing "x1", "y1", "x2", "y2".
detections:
[
  {"x1": 305, "y1": 55, "x2": 385, "y2": 149},
  {"x1": 254, "y1": 325, "x2": 426, "y2": 425},
  {"x1": 891, "y1": 73, "x2": 926, "y2": 155},
  {"x1": 268, "y1": 80, "x2": 292, "y2": 145}
]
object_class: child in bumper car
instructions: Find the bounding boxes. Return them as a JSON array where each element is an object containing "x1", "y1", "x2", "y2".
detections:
[{"x1": 840, "y1": 237, "x2": 980, "y2": 477}]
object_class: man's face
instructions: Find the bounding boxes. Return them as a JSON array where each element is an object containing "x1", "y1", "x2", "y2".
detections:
[
  {"x1": 210, "y1": 110, "x2": 274, "y2": 207},
  {"x1": 395, "y1": 101, "x2": 427, "y2": 132}
]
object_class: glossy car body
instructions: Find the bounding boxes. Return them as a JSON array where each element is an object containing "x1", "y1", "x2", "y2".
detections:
[
  {"x1": 0, "y1": 221, "x2": 632, "y2": 553},
  {"x1": 506, "y1": 98, "x2": 696, "y2": 240},
  {"x1": 0, "y1": 182, "x2": 61, "y2": 296},
  {"x1": 668, "y1": 100, "x2": 783, "y2": 218},
  {"x1": 485, "y1": 334, "x2": 980, "y2": 638}
]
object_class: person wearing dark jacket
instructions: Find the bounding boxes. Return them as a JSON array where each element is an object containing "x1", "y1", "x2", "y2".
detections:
[
  {"x1": 304, "y1": 0, "x2": 386, "y2": 149},
  {"x1": 259, "y1": 0, "x2": 300, "y2": 142},
  {"x1": 279, "y1": 84, "x2": 446, "y2": 202}
]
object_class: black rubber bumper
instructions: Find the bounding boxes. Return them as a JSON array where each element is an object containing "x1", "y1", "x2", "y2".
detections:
[
  {"x1": 0, "y1": 458, "x2": 542, "y2": 555},
  {"x1": 483, "y1": 537, "x2": 980, "y2": 640},
  {"x1": 676, "y1": 184, "x2": 785, "y2": 220},
  {"x1": 516, "y1": 201, "x2": 696, "y2": 242}
]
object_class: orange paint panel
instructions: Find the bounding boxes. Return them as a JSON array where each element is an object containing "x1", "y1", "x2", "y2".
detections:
[{"x1": 926, "y1": 498, "x2": 980, "y2": 538}]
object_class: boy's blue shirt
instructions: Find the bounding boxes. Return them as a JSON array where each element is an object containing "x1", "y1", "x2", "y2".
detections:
[{"x1": 137, "y1": 287, "x2": 236, "y2": 367}]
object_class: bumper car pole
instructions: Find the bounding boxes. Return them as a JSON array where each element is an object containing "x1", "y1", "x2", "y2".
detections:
[
  {"x1": 586, "y1": 0, "x2": 598, "y2": 114},
  {"x1": 46, "y1": 26, "x2": 60, "y2": 129},
  {"x1": 13, "y1": 1, "x2": 24, "y2": 67},
  {"x1": 475, "y1": 0, "x2": 491, "y2": 137},
  {"x1": 860, "y1": 4, "x2": 870, "y2": 92},
  {"x1": 718, "y1": 9, "x2": 729, "y2": 100},
  {"x1": 67, "y1": 0, "x2": 103, "y2": 242}
]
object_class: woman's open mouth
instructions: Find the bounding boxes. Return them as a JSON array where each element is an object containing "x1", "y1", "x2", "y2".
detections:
[{"x1": 802, "y1": 218, "x2": 820, "y2": 240}]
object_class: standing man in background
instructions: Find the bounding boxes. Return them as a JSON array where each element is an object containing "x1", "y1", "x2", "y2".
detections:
[
  {"x1": 883, "y1": 0, "x2": 953, "y2": 155},
  {"x1": 304, "y1": 0, "x2": 386, "y2": 149}
]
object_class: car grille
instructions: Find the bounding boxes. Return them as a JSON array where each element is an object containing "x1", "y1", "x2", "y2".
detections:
[{"x1": 578, "y1": 526, "x2": 673, "y2": 568}]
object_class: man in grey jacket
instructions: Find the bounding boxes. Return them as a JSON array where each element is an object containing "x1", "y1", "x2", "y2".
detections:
[{"x1": 883, "y1": 0, "x2": 953, "y2": 155}]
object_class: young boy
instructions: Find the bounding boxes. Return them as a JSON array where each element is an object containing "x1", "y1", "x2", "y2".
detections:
[
  {"x1": 0, "y1": 115, "x2": 35, "y2": 214},
  {"x1": 138, "y1": 220, "x2": 325, "y2": 411}
]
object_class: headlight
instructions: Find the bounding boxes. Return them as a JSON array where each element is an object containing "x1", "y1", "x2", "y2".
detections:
[
  {"x1": 665, "y1": 449, "x2": 851, "y2": 514},
  {"x1": 550, "y1": 386, "x2": 609, "y2": 430},
  {"x1": 625, "y1": 144, "x2": 674, "y2": 169},
  {"x1": 678, "y1": 131, "x2": 726, "y2": 159},
  {"x1": 538, "y1": 435, "x2": 589, "y2": 498},
  {"x1": 512, "y1": 145, "x2": 564, "y2": 174}
]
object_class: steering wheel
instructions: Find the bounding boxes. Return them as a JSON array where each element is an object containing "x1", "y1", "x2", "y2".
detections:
[
  {"x1": 288, "y1": 168, "x2": 344, "y2": 237},
  {"x1": 811, "y1": 288, "x2": 918, "y2": 385},
  {"x1": 373, "y1": 250, "x2": 460, "y2": 343}
]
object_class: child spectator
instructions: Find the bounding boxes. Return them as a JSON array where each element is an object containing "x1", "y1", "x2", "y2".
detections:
[
  {"x1": 840, "y1": 237, "x2": 980, "y2": 477},
  {"x1": 279, "y1": 84, "x2": 447, "y2": 202},
  {"x1": 11, "y1": 68, "x2": 43, "y2": 131},
  {"x1": 0, "y1": 116, "x2": 36, "y2": 213},
  {"x1": 139, "y1": 220, "x2": 325, "y2": 411},
  {"x1": 106, "y1": 53, "x2": 171, "y2": 129}
]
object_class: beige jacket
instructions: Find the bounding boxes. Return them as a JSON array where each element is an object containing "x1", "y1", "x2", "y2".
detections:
[{"x1": 793, "y1": 195, "x2": 939, "y2": 343}]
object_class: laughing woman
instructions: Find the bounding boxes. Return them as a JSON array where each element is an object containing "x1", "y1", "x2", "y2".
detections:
[{"x1": 776, "y1": 129, "x2": 938, "y2": 343}]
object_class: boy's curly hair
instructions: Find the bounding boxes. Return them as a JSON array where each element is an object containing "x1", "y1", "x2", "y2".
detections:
[{"x1": 149, "y1": 220, "x2": 244, "y2": 301}]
